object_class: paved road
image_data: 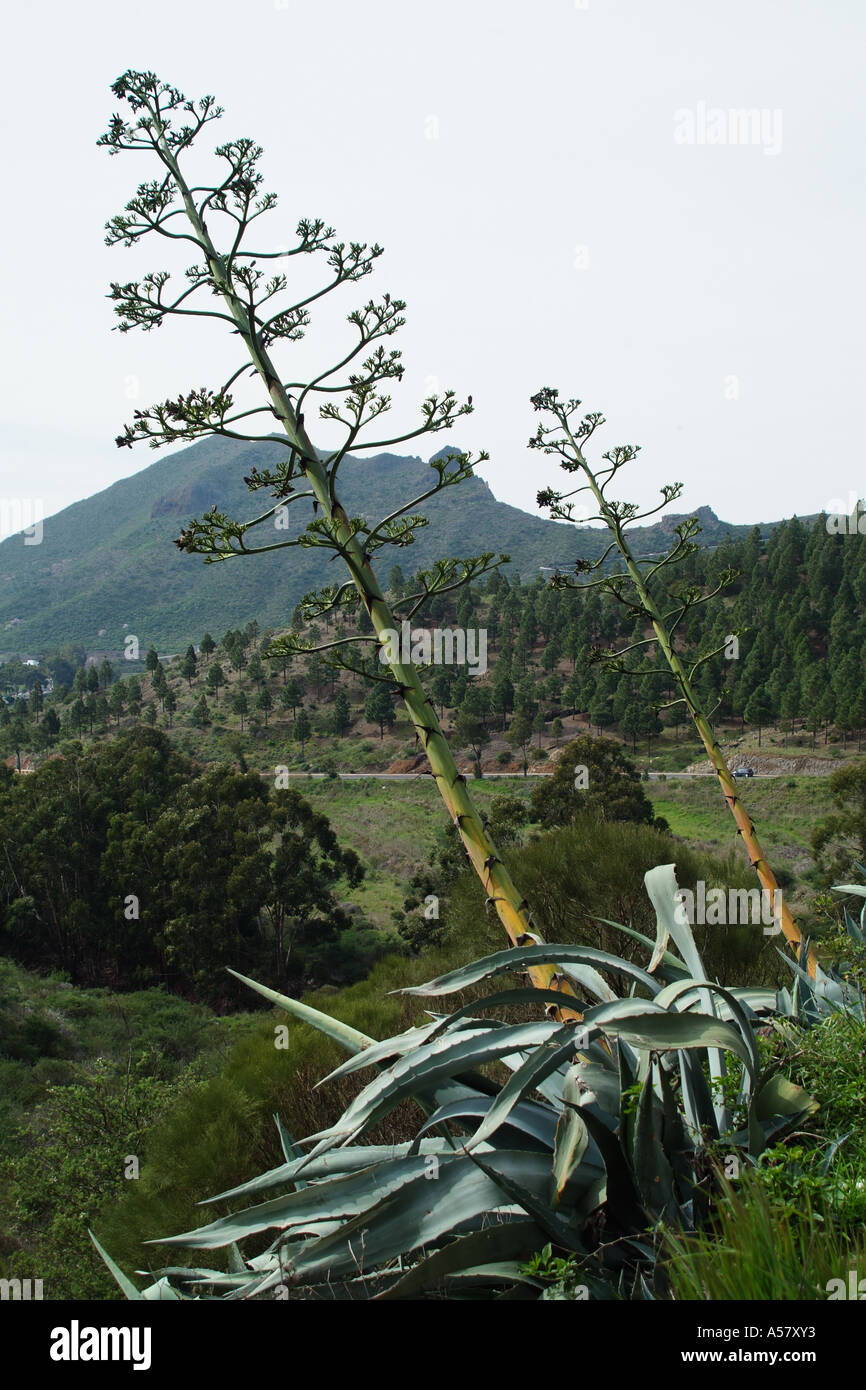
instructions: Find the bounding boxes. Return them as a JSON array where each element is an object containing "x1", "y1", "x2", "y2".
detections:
[
  {"x1": 273, "y1": 770, "x2": 781, "y2": 781},
  {"x1": 648, "y1": 771, "x2": 780, "y2": 779},
  {"x1": 277, "y1": 771, "x2": 538, "y2": 780}
]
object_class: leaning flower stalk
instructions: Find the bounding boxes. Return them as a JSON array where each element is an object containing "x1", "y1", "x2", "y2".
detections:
[{"x1": 531, "y1": 388, "x2": 818, "y2": 978}]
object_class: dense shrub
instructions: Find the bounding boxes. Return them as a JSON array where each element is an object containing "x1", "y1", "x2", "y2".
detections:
[
  {"x1": 442, "y1": 817, "x2": 780, "y2": 987},
  {"x1": 663, "y1": 1172, "x2": 866, "y2": 1300}
]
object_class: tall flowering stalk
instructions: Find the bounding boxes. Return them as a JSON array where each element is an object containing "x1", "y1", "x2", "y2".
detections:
[
  {"x1": 97, "y1": 72, "x2": 579, "y2": 1013},
  {"x1": 531, "y1": 388, "x2": 817, "y2": 977}
]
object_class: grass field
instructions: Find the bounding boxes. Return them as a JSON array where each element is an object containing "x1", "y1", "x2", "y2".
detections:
[
  {"x1": 299, "y1": 775, "x2": 536, "y2": 925},
  {"x1": 646, "y1": 775, "x2": 835, "y2": 868},
  {"x1": 294, "y1": 772, "x2": 836, "y2": 931}
]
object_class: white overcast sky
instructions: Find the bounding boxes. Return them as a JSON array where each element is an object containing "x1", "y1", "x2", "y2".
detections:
[{"x1": 1, "y1": 0, "x2": 864, "y2": 540}]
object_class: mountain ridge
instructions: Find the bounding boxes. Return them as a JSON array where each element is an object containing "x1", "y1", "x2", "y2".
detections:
[{"x1": 0, "y1": 436, "x2": 812, "y2": 652}]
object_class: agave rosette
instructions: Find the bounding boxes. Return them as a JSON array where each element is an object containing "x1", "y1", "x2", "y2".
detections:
[{"x1": 94, "y1": 864, "x2": 826, "y2": 1301}]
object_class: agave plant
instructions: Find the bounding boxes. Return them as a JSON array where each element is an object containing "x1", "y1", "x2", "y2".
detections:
[
  {"x1": 93, "y1": 864, "x2": 824, "y2": 1301},
  {"x1": 830, "y1": 868, "x2": 866, "y2": 955},
  {"x1": 94, "y1": 70, "x2": 580, "y2": 1016},
  {"x1": 778, "y1": 874, "x2": 866, "y2": 1024},
  {"x1": 773, "y1": 938, "x2": 865, "y2": 1026},
  {"x1": 758, "y1": 870, "x2": 866, "y2": 1026}
]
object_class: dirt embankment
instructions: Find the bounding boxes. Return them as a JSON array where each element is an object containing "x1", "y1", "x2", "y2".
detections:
[
  {"x1": 385, "y1": 754, "x2": 432, "y2": 774},
  {"x1": 685, "y1": 754, "x2": 838, "y2": 776}
]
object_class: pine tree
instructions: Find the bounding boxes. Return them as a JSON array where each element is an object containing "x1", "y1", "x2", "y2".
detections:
[
  {"x1": 365, "y1": 686, "x2": 396, "y2": 739},
  {"x1": 818, "y1": 688, "x2": 837, "y2": 744},
  {"x1": 232, "y1": 691, "x2": 249, "y2": 731},
  {"x1": 294, "y1": 707, "x2": 312, "y2": 754},
  {"x1": 256, "y1": 688, "x2": 274, "y2": 726},
  {"x1": 191, "y1": 694, "x2": 211, "y2": 728},
  {"x1": 42, "y1": 707, "x2": 61, "y2": 743},
  {"x1": 332, "y1": 690, "x2": 352, "y2": 737},
  {"x1": 152, "y1": 664, "x2": 169, "y2": 709},
  {"x1": 590, "y1": 697, "x2": 614, "y2": 735},
  {"x1": 180, "y1": 651, "x2": 197, "y2": 686},
  {"x1": 206, "y1": 663, "x2": 226, "y2": 702},
  {"x1": 507, "y1": 712, "x2": 533, "y2": 776},
  {"x1": 29, "y1": 682, "x2": 44, "y2": 721},
  {"x1": 430, "y1": 670, "x2": 453, "y2": 715},
  {"x1": 280, "y1": 678, "x2": 304, "y2": 718},
  {"x1": 454, "y1": 697, "x2": 490, "y2": 777},
  {"x1": 637, "y1": 705, "x2": 663, "y2": 758}
]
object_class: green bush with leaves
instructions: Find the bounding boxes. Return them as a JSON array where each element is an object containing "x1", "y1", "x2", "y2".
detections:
[
  {"x1": 426, "y1": 816, "x2": 781, "y2": 988},
  {"x1": 2, "y1": 1057, "x2": 192, "y2": 1300},
  {"x1": 0, "y1": 729, "x2": 369, "y2": 1003},
  {"x1": 89, "y1": 952, "x2": 457, "y2": 1292},
  {"x1": 0, "y1": 963, "x2": 230, "y2": 1299},
  {"x1": 812, "y1": 765, "x2": 866, "y2": 884},
  {"x1": 529, "y1": 734, "x2": 662, "y2": 831}
]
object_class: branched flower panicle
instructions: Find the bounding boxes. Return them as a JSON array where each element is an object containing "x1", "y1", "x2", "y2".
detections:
[{"x1": 97, "y1": 70, "x2": 490, "y2": 585}]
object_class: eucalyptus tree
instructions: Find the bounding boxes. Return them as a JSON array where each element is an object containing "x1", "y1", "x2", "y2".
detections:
[
  {"x1": 531, "y1": 388, "x2": 815, "y2": 973},
  {"x1": 97, "y1": 70, "x2": 574, "y2": 1007}
]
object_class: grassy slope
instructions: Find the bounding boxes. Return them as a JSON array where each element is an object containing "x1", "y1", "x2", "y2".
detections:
[
  {"x1": 294, "y1": 773, "x2": 833, "y2": 931},
  {"x1": 299, "y1": 776, "x2": 537, "y2": 922},
  {"x1": 0, "y1": 958, "x2": 262, "y2": 1298},
  {"x1": 646, "y1": 775, "x2": 835, "y2": 868}
]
